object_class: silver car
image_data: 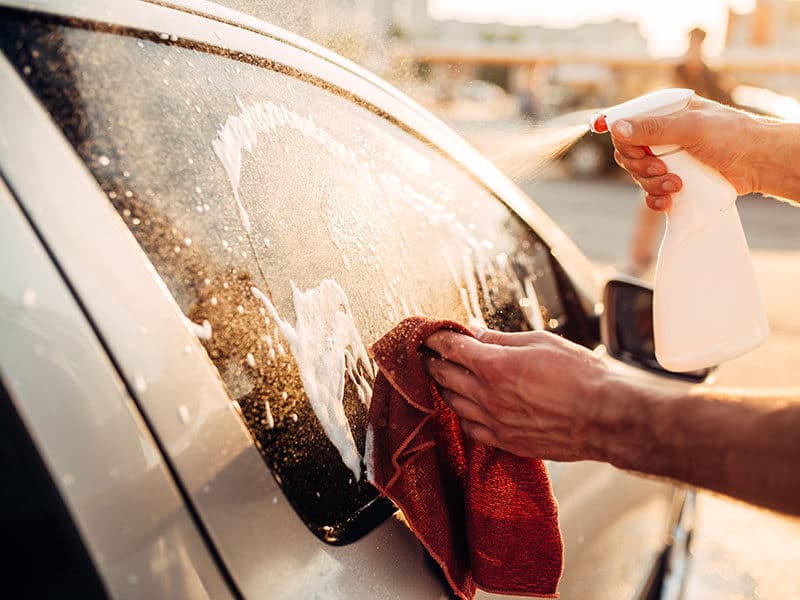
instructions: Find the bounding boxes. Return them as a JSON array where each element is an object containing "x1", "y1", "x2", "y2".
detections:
[{"x1": 0, "y1": 1, "x2": 697, "y2": 598}]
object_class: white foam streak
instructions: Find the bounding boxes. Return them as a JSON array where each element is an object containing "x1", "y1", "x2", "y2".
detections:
[{"x1": 251, "y1": 281, "x2": 373, "y2": 480}]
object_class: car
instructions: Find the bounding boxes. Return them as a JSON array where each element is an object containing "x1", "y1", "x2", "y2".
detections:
[{"x1": 0, "y1": 1, "x2": 698, "y2": 598}]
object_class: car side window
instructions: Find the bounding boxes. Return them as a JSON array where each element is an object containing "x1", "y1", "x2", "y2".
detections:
[{"x1": 1, "y1": 12, "x2": 571, "y2": 542}]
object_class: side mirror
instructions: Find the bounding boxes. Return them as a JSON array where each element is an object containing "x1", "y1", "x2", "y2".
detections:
[{"x1": 601, "y1": 277, "x2": 713, "y2": 382}]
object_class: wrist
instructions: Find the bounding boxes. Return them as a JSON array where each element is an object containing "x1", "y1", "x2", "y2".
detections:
[
  {"x1": 586, "y1": 373, "x2": 676, "y2": 470},
  {"x1": 748, "y1": 117, "x2": 800, "y2": 200}
]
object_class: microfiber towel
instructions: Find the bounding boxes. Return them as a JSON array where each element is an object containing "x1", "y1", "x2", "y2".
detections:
[{"x1": 366, "y1": 317, "x2": 563, "y2": 600}]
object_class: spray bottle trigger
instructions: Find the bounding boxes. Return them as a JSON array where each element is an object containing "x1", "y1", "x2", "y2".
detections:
[{"x1": 643, "y1": 146, "x2": 655, "y2": 156}]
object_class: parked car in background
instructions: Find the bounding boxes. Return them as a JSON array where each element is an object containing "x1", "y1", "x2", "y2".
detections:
[{"x1": 0, "y1": 1, "x2": 696, "y2": 598}]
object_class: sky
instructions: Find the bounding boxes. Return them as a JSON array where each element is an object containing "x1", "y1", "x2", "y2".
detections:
[{"x1": 428, "y1": 0, "x2": 758, "y2": 57}]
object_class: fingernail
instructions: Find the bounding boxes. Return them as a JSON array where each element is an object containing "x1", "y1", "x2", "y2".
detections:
[
  {"x1": 468, "y1": 322, "x2": 486, "y2": 339},
  {"x1": 646, "y1": 166, "x2": 661, "y2": 176},
  {"x1": 662, "y1": 180, "x2": 678, "y2": 192},
  {"x1": 614, "y1": 120, "x2": 633, "y2": 138},
  {"x1": 653, "y1": 197, "x2": 666, "y2": 210}
]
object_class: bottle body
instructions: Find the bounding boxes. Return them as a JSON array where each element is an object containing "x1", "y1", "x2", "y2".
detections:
[{"x1": 653, "y1": 151, "x2": 769, "y2": 372}]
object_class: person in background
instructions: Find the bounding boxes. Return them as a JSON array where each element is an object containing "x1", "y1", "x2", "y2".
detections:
[
  {"x1": 627, "y1": 27, "x2": 735, "y2": 275},
  {"x1": 424, "y1": 96, "x2": 800, "y2": 516}
]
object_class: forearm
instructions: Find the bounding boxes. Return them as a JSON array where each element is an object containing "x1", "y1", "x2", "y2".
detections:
[
  {"x1": 749, "y1": 117, "x2": 800, "y2": 204},
  {"x1": 594, "y1": 377, "x2": 800, "y2": 515}
]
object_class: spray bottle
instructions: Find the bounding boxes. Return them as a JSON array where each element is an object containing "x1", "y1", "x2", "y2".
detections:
[{"x1": 590, "y1": 88, "x2": 769, "y2": 372}]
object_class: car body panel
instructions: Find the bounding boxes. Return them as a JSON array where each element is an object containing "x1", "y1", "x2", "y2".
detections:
[
  {"x1": 0, "y1": 177, "x2": 232, "y2": 600},
  {"x1": 0, "y1": 1, "x2": 693, "y2": 598}
]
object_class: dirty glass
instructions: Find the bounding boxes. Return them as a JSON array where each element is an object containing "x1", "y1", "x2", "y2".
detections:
[{"x1": 1, "y1": 13, "x2": 573, "y2": 542}]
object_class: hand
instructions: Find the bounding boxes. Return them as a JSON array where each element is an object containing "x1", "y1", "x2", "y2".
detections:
[
  {"x1": 611, "y1": 96, "x2": 763, "y2": 211},
  {"x1": 423, "y1": 327, "x2": 613, "y2": 461}
]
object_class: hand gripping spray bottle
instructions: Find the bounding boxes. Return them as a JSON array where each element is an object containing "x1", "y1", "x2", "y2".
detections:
[{"x1": 590, "y1": 88, "x2": 769, "y2": 372}]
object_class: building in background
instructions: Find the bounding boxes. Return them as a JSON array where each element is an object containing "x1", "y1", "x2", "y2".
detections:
[{"x1": 725, "y1": 0, "x2": 800, "y2": 94}]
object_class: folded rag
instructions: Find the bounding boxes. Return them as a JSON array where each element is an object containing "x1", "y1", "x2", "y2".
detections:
[{"x1": 366, "y1": 317, "x2": 563, "y2": 600}]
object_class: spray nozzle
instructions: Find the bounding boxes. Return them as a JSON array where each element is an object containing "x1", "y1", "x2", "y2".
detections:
[
  {"x1": 590, "y1": 113, "x2": 608, "y2": 134},
  {"x1": 588, "y1": 88, "x2": 694, "y2": 135}
]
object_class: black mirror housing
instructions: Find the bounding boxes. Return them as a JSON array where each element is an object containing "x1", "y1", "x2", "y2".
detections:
[{"x1": 601, "y1": 277, "x2": 713, "y2": 382}]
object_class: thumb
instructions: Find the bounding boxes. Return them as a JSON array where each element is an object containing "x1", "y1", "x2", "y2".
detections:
[
  {"x1": 612, "y1": 112, "x2": 698, "y2": 148},
  {"x1": 469, "y1": 326, "x2": 546, "y2": 347}
]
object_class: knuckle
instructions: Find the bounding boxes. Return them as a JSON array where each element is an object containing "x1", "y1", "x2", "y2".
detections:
[
  {"x1": 641, "y1": 117, "x2": 663, "y2": 138},
  {"x1": 477, "y1": 353, "x2": 504, "y2": 384}
]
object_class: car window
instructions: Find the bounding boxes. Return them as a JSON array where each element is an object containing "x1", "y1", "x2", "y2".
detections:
[{"x1": 1, "y1": 11, "x2": 573, "y2": 543}]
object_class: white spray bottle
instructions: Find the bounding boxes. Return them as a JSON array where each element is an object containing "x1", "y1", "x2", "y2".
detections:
[{"x1": 590, "y1": 88, "x2": 769, "y2": 372}]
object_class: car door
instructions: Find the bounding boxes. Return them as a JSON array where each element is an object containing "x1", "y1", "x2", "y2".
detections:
[{"x1": 0, "y1": 1, "x2": 679, "y2": 598}]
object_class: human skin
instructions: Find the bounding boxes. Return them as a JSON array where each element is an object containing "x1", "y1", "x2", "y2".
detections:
[
  {"x1": 610, "y1": 95, "x2": 800, "y2": 210},
  {"x1": 422, "y1": 97, "x2": 800, "y2": 516},
  {"x1": 424, "y1": 328, "x2": 800, "y2": 516}
]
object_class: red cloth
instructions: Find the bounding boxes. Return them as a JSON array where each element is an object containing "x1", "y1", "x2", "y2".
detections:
[{"x1": 367, "y1": 317, "x2": 563, "y2": 600}]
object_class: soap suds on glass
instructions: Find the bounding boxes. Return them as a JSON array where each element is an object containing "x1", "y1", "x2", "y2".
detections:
[{"x1": 251, "y1": 280, "x2": 373, "y2": 480}]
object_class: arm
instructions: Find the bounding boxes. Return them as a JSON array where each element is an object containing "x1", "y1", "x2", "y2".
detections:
[
  {"x1": 600, "y1": 376, "x2": 800, "y2": 516},
  {"x1": 424, "y1": 328, "x2": 800, "y2": 516},
  {"x1": 610, "y1": 95, "x2": 800, "y2": 210}
]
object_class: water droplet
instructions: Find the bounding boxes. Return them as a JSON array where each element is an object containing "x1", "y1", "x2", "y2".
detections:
[
  {"x1": 183, "y1": 237, "x2": 192, "y2": 246},
  {"x1": 187, "y1": 157, "x2": 194, "y2": 164},
  {"x1": 290, "y1": 413, "x2": 298, "y2": 422},
  {"x1": 237, "y1": 305, "x2": 244, "y2": 314},
  {"x1": 109, "y1": 191, "x2": 118, "y2": 200},
  {"x1": 98, "y1": 155, "x2": 110, "y2": 166},
  {"x1": 246, "y1": 352, "x2": 256, "y2": 368},
  {"x1": 183, "y1": 345, "x2": 192, "y2": 355},
  {"x1": 21, "y1": 288, "x2": 36, "y2": 308},
  {"x1": 272, "y1": 496, "x2": 278, "y2": 504},
  {"x1": 178, "y1": 405, "x2": 190, "y2": 424},
  {"x1": 169, "y1": 34, "x2": 178, "y2": 42},
  {"x1": 210, "y1": 297, "x2": 218, "y2": 306},
  {"x1": 133, "y1": 372, "x2": 147, "y2": 393},
  {"x1": 203, "y1": 278, "x2": 211, "y2": 285},
  {"x1": 22, "y1": 65, "x2": 31, "y2": 75},
  {"x1": 159, "y1": 32, "x2": 169, "y2": 40},
  {"x1": 124, "y1": 190, "x2": 133, "y2": 198},
  {"x1": 131, "y1": 217, "x2": 141, "y2": 225}
]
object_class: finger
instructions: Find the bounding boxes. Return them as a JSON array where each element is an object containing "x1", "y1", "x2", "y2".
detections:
[
  {"x1": 460, "y1": 418, "x2": 502, "y2": 448},
  {"x1": 613, "y1": 140, "x2": 647, "y2": 160},
  {"x1": 636, "y1": 173, "x2": 682, "y2": 197},
  {"x1": 469, "y1": 327, "x2": 547, "y2": 347},
  {"x1": 646, "y1": 194, "x2": 672, "y2": 211},
  {"x1": 442, "y1": 390, "x2": 493, "y2": 427},
  {"x1": 612, "y1": 110, "x2": 700, "y2": 148},
  {"x1": 614, "y1": 151, "x2": 667, "y2": 179},
  {"x1": 425, "y1": 355, "x2": 484, "y2": 401},
  {"x1": 424, "y1": 330, "x2": 497, "y2": 372}
]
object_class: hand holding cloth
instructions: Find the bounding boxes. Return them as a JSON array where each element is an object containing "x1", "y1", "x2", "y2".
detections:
[{"x1": 366, "y1": 317, "x2": 563, "y2": 600}]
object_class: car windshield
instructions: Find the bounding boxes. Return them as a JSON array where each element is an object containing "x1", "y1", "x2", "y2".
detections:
[{"x1": 0, "y1": 10, "x2": 577, "y2": 542}]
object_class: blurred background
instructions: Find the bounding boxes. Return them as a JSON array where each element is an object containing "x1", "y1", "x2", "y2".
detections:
[{"x1": 217, "y1": 1, "x2": 799, "y2": 598}]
